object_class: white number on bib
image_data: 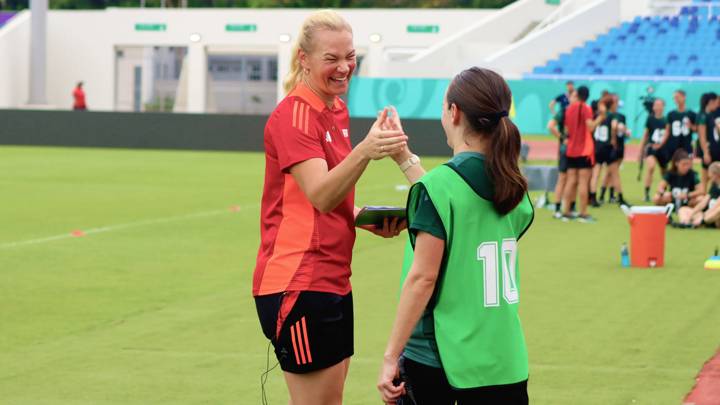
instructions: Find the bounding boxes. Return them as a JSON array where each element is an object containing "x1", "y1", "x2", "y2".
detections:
[
  {"x1": 672, "y1": 119, "x2": 690, "y2": 137},
  {"x1": 651, "y1": 128, "x2": 664, "y2": 144},
  {"x1": 477, "y1": 239, "x2": 519, "y2": 307},
  {"x1": 594, "y1": 126, "x2": 609, "y2": 142}
]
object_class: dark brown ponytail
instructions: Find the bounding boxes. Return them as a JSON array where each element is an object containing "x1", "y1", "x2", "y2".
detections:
[{"x1": 446, "y1": 67, "x2": 527, "y2": 215}]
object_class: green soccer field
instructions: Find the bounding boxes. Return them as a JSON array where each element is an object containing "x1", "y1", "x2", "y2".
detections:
[{"x1": 1, "y1": 145, "x2": 719, "y2": 405}]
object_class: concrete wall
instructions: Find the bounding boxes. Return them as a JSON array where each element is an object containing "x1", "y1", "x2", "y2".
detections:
[
  {"x1": 0, "y1": 11, "x2": 30, "y2": 109},
  {"x1": 0, "y1": 109, "x2": 451, "y2": 157},
  {"x1": 0, "y1": 8, "x2": 493, "y2": 112},
  {"x1": 485, "y1": 0, "x2": 621, "y2": 78},
  {"x1": 372, "y1": 0, "x2": 559, "y2": 78}
]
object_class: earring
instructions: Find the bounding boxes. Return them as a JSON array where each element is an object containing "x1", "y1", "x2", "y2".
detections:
[{"x1": 304, "y1": 68, "x2": 310, "y2": 75}]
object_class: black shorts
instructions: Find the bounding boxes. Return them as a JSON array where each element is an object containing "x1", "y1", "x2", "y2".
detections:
[
  {"x1": 566, "y1": 156, "x2": 593, "y2": 169},
  {"x1": 255, "y1": 291, "x2": 354, "y2": 374},
  {"x1": 595, "y1": 144, "x2": 614, "y2": 165},
  {"x1": 612, "y1": 145, "x2": 625, "y2": 162},
  {"x1": 647, "y1": 146, "x2": 670, "y2": 169},
  {"x1": 558, "y1": 144, "x2": 568, "y2": 173},
  {"x1": 397, "y1": 356, "x2": 528, "y2": 405}
]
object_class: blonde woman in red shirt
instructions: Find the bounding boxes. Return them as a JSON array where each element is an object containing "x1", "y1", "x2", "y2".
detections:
[{"x1": 253, "y1": 10, "x2": 409, "y2": 405}]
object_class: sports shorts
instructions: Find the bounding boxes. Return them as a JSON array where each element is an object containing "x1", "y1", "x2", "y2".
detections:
[{"x1": 255, "y1": 291, "x2": 353, "y2": 374}]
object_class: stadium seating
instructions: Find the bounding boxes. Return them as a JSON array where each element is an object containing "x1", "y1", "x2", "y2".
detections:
[
  {"x1": 531, "y1": 6, "x2": 720, "y2": 77},
  {"x1": 0, "y1": 12, "x2": 16, "y2": 29}
]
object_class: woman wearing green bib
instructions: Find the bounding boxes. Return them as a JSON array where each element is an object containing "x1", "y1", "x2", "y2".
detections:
[{"x1": 377, "y1": 67, "x2": 534, "y2": 405}]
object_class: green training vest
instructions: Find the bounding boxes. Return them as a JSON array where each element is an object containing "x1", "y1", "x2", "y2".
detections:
[{"x1": 400, "y1": 164, "x2": 534, "y2": 388}]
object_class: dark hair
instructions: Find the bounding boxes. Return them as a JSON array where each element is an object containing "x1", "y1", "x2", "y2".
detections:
[
  {"x1": 669, "y1": 149, "x2": 691, "y2": 174},
  {"x1": 700, "y1": 92, "x2": 718, "y2": 112},
  {"x1": 601, "y1": 93, "x2": 614, "y2": 110},
  {"x1": 675, "y1": 89, "x2": 686, "y2": 96},
  {"x1": 577, "y1": 86, "x2": 590, "y2": 102},
  {"x1": 566, "y1": 80, "x2": 574, "y2": 86},
  {"x1": 445, "y1": 67, "x2": 527, "y2": 215}
]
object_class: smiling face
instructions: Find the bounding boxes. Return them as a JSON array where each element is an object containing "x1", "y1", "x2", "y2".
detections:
[{"x1": 299, "y1": 29, "x2": 355, "y2": 103}]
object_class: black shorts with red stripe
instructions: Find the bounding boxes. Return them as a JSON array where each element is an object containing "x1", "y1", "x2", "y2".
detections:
[{"x1": 255, "y1": 291, "x2": 354, "y2": 374}]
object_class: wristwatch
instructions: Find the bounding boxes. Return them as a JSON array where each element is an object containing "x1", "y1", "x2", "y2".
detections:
[{"x1": 399, "y1": 154, "x2": 420, "y2": 172}]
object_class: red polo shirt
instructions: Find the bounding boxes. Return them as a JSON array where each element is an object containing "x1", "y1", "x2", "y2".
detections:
[
  {"x1": 253, "y1": 83, "x2": 355, "y2": 297},
  {"x1": 564, "y1": 101, "x2": 595, "y2": 159}
]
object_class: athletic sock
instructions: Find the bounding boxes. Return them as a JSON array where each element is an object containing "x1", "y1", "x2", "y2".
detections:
[
  {"x1": 644, "y1": 187, "x2": 650, "y2": 199},
  {"x1": 600, "y1": 187, "x2": 607, "y2": 201},
  {"x1": 555, "y1": 201, "x2": 562, "y2": 212},
  {"x1": 570, "y1": 202, "x2": 576, "y2": 212},
  {"x1": 609, "y1": 187, "x2": 615, "y2": 200},
  {"x1": 589, "y1": 192, "x2": 597, "y2": 205}
]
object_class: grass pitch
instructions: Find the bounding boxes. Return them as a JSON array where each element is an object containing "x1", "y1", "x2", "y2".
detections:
[{"x1": 1, "y1": 145, "x2": 719, "y2": 405}]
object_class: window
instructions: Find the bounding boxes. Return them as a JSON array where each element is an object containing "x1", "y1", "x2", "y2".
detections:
[{"x1": 247, "y1": 59, "x2": 262, "y2": 81}]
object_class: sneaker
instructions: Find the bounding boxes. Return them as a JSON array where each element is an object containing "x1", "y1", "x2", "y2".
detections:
[
  {"x1": 643, "y1": 195, "x2": 650, "y2": 203},
  {"x1": 577, "y1": 215, "x2": 596, "y2": 223},
  {"x1": 609, "y1": 196, "x2": 617, "y2": 204},
  {"x1": 590, "y1": 200, "x2": 602, "y2": 208},
  {"x1": 553, "y1": 211, "x2": 563, "y2": 219}
]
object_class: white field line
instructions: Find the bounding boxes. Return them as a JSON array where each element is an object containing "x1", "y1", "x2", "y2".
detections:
[
  {"x1": 0, "y1": 182, "x2": 407, "y2": 250},
  {"x1": 0, "y1": 205, "x2": 256, "y2": 250}
]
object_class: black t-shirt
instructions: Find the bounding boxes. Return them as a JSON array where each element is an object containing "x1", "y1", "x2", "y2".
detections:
[
  {"x1": 555, "y1": 93, "x2": 570, "y2": 111},
  {"x1": 710, "y1": 182, "x2": 720, "y2": 200},
  {"x1": 663, "y1": 169, "x2": 699, "y2": 206},
  {"x1": 554, "y1": 110, "x2": 566, "y2": 144},
  {"x1": 666, "y1": 110, "x2": 697, "y2": 154},
  {"x1": 646, "y1": 115, "x2": 667, "y2": 145},
  {"x1": 593, "y1": 114, "x2": 613, "y2": 147},
  {"x1": 615, "y1": 113, "x2": 628, "y2": 147},
  {"x1": 707, "y1": 110, "x2": 720, "y2": 154}
]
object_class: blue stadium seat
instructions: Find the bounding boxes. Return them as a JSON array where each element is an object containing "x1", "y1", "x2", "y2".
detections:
[{"x1": 529, "y1": 10, "x2": 720, "y2": 78}]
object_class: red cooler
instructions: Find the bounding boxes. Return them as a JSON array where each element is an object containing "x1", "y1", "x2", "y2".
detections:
[{"x1": 622, "y1": 205, "x2": 674, "y2": 268}]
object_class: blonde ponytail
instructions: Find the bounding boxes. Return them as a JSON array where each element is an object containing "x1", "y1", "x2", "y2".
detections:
[{"x1": 283, "y1": 9, "x2": 353, "y2": 94}]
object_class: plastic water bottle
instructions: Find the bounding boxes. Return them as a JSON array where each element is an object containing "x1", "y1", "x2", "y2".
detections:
[{"x1": 621, "y1": 243, "x2": 630, "y2": 268}]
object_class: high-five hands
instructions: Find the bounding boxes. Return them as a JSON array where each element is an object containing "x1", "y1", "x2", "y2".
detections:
[{"x1": 360, "y1": 108, "x2": 408, "y2": 160}]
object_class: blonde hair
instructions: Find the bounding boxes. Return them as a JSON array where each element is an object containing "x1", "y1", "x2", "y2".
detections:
[
  {"x1": 710, "y1": 161, "x2": 720, "y2": 177},
  {"x1": 283, "y1": 10, "x2": 353, "y2": 94}
]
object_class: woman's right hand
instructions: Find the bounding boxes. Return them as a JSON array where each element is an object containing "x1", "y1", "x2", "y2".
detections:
[{"x1": 360, "y1": 108, "x2": 408, "y2": 161}]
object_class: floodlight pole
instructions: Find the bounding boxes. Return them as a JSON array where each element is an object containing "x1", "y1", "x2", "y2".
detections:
[{"x1": 28, "y1": 0, "x2": 47, "y2": 105}]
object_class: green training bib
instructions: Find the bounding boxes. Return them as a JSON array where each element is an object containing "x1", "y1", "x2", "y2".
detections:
[{"x1": 400, "y1": 164, "x2": 534, "y2": 388}]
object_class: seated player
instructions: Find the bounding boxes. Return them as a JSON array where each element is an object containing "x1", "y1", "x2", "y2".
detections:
[
  {"x1": 697, "y1": 92, "x2": 719, "y2": 191},
  {"x1": 685, "y1": 162, "x2": 720, "y2": 228},
  {"x1": 653, "y1": 150, "x2": 705, "y2": 226}
]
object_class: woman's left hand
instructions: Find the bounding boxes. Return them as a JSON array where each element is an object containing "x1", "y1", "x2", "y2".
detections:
[
  {"x1": 360, "y1": 217, "x2": 407, "y2": 238},
  {"x1": 377, "y1": 356, "x2": 404, "y2": 404}
]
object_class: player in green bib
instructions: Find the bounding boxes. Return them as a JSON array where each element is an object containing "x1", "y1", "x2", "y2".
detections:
[{"x1": 377, "y1": 67, "x2": 533, "y2": 405}]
